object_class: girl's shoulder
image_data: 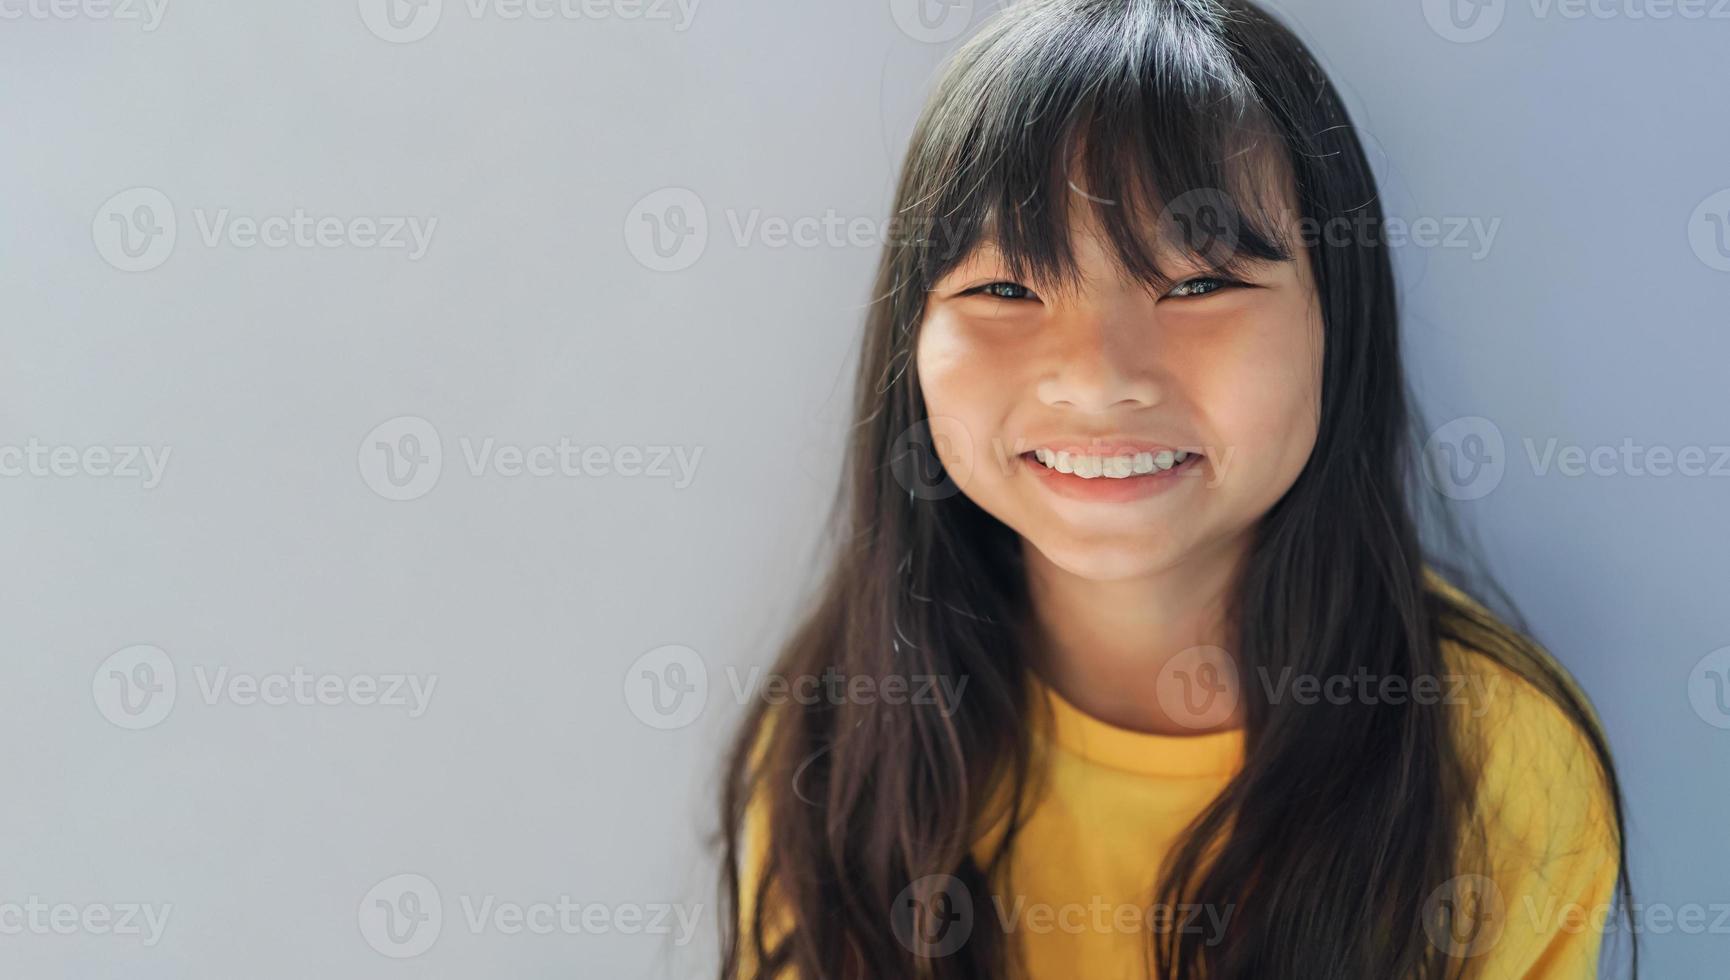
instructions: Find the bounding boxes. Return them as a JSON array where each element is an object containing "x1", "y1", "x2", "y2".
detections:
[
  {"x1": 1424, "y1": 567, "x2": 1615, "y2": 843},
  {"x1": 1425, "y1": 569, "x2": 1624, "y2": 971},
  {"x1": 1439, "y1": 634, "x2": 1617, "y2": 852}
]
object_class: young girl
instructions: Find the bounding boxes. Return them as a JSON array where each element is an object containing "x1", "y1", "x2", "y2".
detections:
[{"x1": 716, "y1": 1, "x2": 1633, "y2": 977}]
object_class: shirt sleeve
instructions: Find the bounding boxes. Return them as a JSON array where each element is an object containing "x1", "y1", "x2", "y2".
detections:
[
  {"x1": 733, "y1": 717, "x2": 794, "y2": 978},
  {"x1": 1453, "y1": 651, "x2": 1624, "y2": 979}
]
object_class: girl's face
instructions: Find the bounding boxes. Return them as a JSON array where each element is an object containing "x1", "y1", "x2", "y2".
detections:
[{"x1": 915, "y1": 199, "x2": 1324, "y2": 582}]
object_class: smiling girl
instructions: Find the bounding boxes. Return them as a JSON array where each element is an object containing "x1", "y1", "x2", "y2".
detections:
[{"x1": 716, "y1": 1, "x2": 1633, "y2": 977}]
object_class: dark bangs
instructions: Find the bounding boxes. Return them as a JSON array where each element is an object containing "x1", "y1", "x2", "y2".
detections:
[{"x1": 906, "y1": 0, "x2": 1300, "y2": 303}]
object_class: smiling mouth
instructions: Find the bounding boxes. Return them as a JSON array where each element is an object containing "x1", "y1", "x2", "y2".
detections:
[{"x1": 1021, "y1": 448, "x2": 1203, "y2": 480}]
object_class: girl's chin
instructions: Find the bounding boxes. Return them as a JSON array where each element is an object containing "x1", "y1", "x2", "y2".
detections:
[{"x1": 1019, "y1": 532, "x2": 1195, "y2": 582}]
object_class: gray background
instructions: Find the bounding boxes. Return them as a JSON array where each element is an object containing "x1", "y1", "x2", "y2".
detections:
[{"x1": 1, "y1": 0, "x2": 1723, "y2": 976}]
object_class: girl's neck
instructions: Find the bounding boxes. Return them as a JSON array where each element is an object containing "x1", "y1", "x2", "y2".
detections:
[{"x1": 1021, "y1": 534, "x2": 1248, "y2": 736}]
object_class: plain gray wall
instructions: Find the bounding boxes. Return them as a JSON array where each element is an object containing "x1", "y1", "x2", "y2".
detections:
[{"x1": 0, "y1": 0, "x2": 1722, "y2": 976}]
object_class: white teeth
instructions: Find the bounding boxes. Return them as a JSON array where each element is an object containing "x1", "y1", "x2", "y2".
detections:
[{"x1": 1031, "y1": 447, "x2": 1196, "y2": 479}]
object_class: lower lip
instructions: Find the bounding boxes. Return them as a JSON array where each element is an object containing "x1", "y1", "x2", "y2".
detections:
[{"x1": 1021, "y1": 453, "x2": 1204, "y2": 502}]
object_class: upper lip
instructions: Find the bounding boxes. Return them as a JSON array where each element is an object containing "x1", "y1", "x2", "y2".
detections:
[{"x1": 1018, "y1": 437, "x2": 1202, "y2": 457}]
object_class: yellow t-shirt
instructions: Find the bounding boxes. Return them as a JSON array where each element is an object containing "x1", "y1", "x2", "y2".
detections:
[{"x1": 737, "y1": 579, "x2": 1621, "y2": 979}]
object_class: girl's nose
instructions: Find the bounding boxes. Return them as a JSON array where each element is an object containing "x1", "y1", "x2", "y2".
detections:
[{"x1": 1034, "y1": 309, "x2": 1164, "y2": 413}]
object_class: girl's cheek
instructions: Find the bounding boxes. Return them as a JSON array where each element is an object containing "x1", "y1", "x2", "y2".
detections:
[
  {"x1": 917, "y1": 318, "x2": 1020, "y2": 415},
  {"x1": 1157, "y1": 310, "x2": 1313, "y2": 477},
  {"x1": 1205, "y1": 327, "x2": 1322, "y2": 483}
]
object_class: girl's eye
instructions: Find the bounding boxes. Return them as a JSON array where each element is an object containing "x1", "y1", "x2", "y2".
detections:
[
  {"x1": 1165, "y1": 275, "x2": 1240, "y2": 299},
  {"x1": 964, "y1": 281, "x2": 1037, "y2": 301}
]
